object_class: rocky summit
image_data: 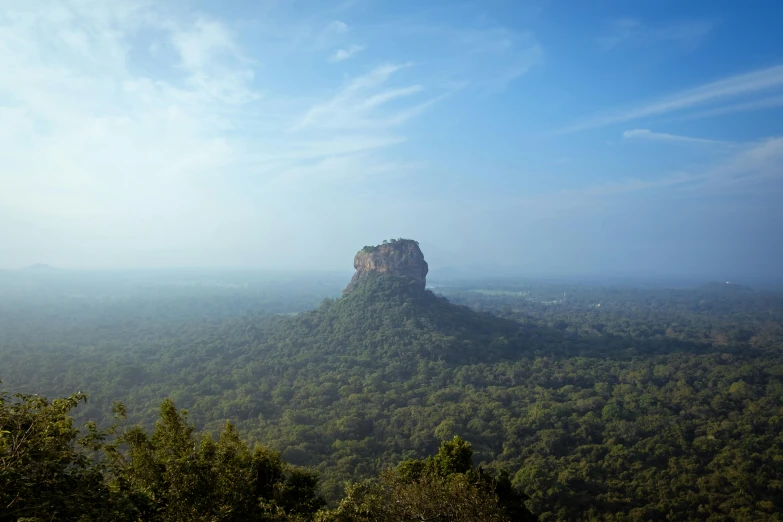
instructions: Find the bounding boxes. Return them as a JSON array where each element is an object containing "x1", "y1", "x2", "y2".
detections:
[{"x1": 344, "y1": 238, "x2": 428, "y2": 294}]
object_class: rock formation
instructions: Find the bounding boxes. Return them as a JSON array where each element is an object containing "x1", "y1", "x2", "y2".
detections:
[{"x1": 344, "y1": 239, "x2": 429, "y2": 293}]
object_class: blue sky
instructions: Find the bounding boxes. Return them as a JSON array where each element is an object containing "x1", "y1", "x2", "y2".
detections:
[{"x1": 1, "y1": 0, "x2": 782, "y2": 280}]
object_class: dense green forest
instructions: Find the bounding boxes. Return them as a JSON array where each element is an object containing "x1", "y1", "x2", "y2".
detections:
[
  {"x1": 2, "y1": 269, "x2": 783, "y2": 520},
  {"x1": 2, "y1": 385, "x2": 526, "y2": 520}
]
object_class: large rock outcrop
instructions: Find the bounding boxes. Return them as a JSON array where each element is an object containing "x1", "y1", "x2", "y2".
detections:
[{"x1": 344, "y1": 239, "x2": 428, "y2": 294}]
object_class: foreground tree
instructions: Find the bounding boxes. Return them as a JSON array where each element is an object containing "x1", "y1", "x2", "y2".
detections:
[
  {"x1": 107, "y1": 398, "x2": 326, "y2": 521},
  {"x1": 2, "y1": 384, "x2": 539, "y2": 522},
  {"x1": 0, "y1": 388, "x2": 119, "y2": 521},
  {"x1": 320, "y1": 436, "x2": 537, "y2": 522},
  {"x1": 1, "y1": 385, "x2": 326, "y2": 521}
]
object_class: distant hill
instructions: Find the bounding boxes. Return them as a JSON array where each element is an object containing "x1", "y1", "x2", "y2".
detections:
[
  {"x1": 257, "y1": 239, "x2": 537, "y2": 365},
  {"x1": 259, "y1": 273, "x2": 533, "y2": 365}
]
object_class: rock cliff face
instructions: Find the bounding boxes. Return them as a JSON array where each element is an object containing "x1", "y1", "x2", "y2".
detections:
[{"x1": 344, "y1": 239, "x2": 429, "y2": 294}]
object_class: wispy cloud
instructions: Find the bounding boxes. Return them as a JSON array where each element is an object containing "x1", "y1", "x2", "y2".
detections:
[
  {"x1": 329, "y1": 44, "x2": 365, "y2": 62},
  {"x1": 0, "y1": 0, "x2": 530, "y2": 236},
  {"x1": 572, "y1": 136, "x2": 783, "y2": 199},
  {"x1": 171, "y1": 17, "x2": 238, "y2": 70},
  {"x1": 390, "y1": 21, "x2": 543, "y2": 90},
  {"x1": 169, "y1": 17, "x2": 258, "y2": 104},
  {"x1": 622, "y1": 129, "x2": 730, "y2": 145},
  {"x1": 326, "y1": 20, "x2": 349, "y2": 34},
  {"x1": 676, "y1": 94, "x2": 783, "y2": 120},
  {"x1": 293, "y1": 63, "x2": 435, "y2": 131},
  {"x1": 0, "y1": 2, "x2": 254, "y2": 226},
  {"x1": 598, "y1": 18, "x2": 714, "y2": 51},
  {"x1": 556, "y1": 64, "x2": 783, "y2": 133},
  {"x1": 705, "y1": 136, "x2": 783, "y2": 188},
  {"x1": 0, "y1": 1, "x2": 426, "y2": 257},
  {"x1": 504, "y1": 135, "x2": 783, "y2": 222}
]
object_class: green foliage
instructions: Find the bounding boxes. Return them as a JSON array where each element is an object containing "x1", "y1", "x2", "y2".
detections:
[
  {"x1": 0, "y1": 387, "x2": 119, "y2": 521},
  {"x1": 0, "y1": 384, "x2": 326, "y2": 521},
  {"x1": 320, "y1": 436, "x2": 534, "y2": 522},
  {"x1": 361, "y1": 238, "x2": 419, "y2": 253},
  {"x1": 279, "y1": 274, "x2": 529, "y2": 364},
  {"x1": 107, "y1": 398, "x2": 326, "y2": 521},
  {"x1": 2, "y1": 271, "x2": 783, "y2": 520}
]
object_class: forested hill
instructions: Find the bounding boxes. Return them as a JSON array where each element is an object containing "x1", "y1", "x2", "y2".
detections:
[
  {"x1": 1, "y1": 265, "x2": 783, "y2": 519},
  {"x1": 256, "y1": 274, "x2": 535, "y2": 365}
]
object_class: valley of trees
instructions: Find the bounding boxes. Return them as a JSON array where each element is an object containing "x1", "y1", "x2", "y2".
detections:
[{"x1": 2, "y1": 269, "x2": 783, "y2": 520}]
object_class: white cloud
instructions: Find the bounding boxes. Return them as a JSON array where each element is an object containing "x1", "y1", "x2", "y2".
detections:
[
  {"x1": 329, "y1": 44, "x2": 365, "y2": 62},
  {"x1": 0, "y1": 1, "x2": 411, "y2": 264},
  {"x1": 326, "y1": 20, "x2": 349, "y2": 34},
  {"x1": 293, "y1": 63, "x2": 437, "y2": 131},
  {"x1": 0, "y1": 0, "x2": 544, "y2": 268},
  {"x1": 405, "y1": 23, "x2": 543, "y2": 89},
  {"x1": 570, "y1": 136, "x2": 783, "y2": 199},
  {"x1": 705, "y1": 136, "x2": 783, "y2": 187},
  {"x1": 168, "y1": 16, "x2": 258, "y2": 104},
  {"x1": 622, "y1": 129, "x2": 730, "y2": 145},
  {"x1": 678, "y1": 94, "x2": 783, "y2": 120},
  {"x1": 497, "y1": 135, "x2": 783, "y2": 223},
  {"x1": 357, "y1": 85, "x2": 423, "y2": 110},
  {"x1": 171, "y1": 17, "x2": 236, "y2": 70},
  {"x1": 557, "y1": 64, "x2": 783, "y2": 133}
]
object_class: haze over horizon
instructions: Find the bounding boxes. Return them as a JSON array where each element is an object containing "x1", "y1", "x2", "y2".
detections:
[{"x1": 2, "y1": 0, "x2": 782, "y2": 279}]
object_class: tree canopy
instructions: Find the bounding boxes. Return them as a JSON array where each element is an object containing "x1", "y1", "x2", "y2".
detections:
[
  {"x1": 2, "y1": 270, "x2": 783, "y2": 520},
  {"x1": 1, "y1": 389, "x2": 527, "y2": 521}
]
